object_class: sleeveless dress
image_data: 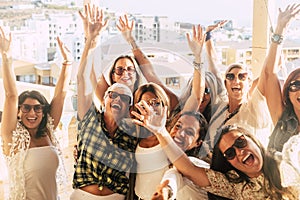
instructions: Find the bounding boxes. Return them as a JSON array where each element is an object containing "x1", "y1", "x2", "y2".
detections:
[{"x1": 3, "y1": 115, "x2": 66, "y2": 200}]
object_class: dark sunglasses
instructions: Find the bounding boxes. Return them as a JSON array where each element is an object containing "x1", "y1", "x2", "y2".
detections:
[
  {"x1": 225, "y1": 73, "x2": 248, "y2": 81},
  {"x1": 289, "y1": 80, "x2": 300, "y2": 92},
  {"x1": 204, "y1": 88, "x2": 211, "y2": 95},
  {"x1": 223, "y1": 135, "x2": 247, "y2": 160},
  {"x1": 113, "y1": 66, "x2": 136, "y2": 76},
  {"x1": 108, "y1": 91, "x2": 131, "y2": 105},
  {"x1": 146, "y1": 98, "x2": 161, "y2": 107},
  {"x1": 19, "y1": 104, "x2": 44, "y2": 113}
]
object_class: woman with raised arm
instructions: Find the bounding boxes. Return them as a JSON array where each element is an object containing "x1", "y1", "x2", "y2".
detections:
[
  {"x1": 115, "y1": 14, "x2": 179, "y2": 112},
  {"x1": 133, "y1": 105, "x2": 298, "y2": 199},
  {"x1": 174, "y1": 20, "x2": 228, "y2": 126},
  {"x1": 71, "y1": 4, "x2": 139, "y2": 200},
  {"x1": 127, "y1": 24, "x2": 206, "y2": 200},
  {"x1": 81, "y1": 12, "x2": 144, "y2": 105},
  {"x1": 0, "y1": 26, "x2": 72, "y2": 200},
  {"x1": 263, "y1": 4, "x2": 300, "y2": 153}
]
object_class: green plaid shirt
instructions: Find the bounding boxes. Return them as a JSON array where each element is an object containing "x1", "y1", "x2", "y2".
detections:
[{"x1": 73, "y1": 103, "x2": 138, "y2": 195}]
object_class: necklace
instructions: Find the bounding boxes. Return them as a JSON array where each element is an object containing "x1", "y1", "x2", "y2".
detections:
[
  {"x1": 222, "y1": 104, "x2": 242, "y2": 126},
  {"x1": 210, "y1": 104, "x2": 242, "y2": 127}
]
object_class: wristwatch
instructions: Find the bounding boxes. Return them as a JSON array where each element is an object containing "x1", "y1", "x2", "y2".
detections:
[{"x1": 271, "y1": 34, "x2": 283, "y2": 44}]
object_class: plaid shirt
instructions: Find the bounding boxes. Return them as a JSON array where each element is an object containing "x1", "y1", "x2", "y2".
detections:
[{"x1": 73, "y1": 103, "x2": 138, "y2": 195}]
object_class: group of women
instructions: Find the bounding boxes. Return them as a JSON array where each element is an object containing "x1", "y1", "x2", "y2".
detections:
[{"x1": 1, "y1": 2, "x2": 300, "y2": 200}]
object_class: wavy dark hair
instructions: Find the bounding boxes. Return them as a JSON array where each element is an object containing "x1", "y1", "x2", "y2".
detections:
[
  {"x1": 179, "y1": 111, "x2": 208, "y2": 158},
  {"x1": 18, "y1": 90, "x2": 50, "y2": 138},
  {"x1": 210, "y1": 125, "x2": 297, "y2": 200}
]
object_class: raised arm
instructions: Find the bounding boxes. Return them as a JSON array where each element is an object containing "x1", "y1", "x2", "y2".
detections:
[
  {"x1": 0, "y1": 27, "x2": 17, "y2": 155},
  {"x1": 257, "y1": 4, "x2": 300, "y2": 124},
  {"x1": 118, "y1": 14, "x2": 179, "y2": 111},
  {"x1": 205, "y1": 20, "x2": 227, "y2": 77},
  {"x1": 132, "y1": 101, "x2": 210, "y2": 188},
  {"x1": 77, "y1": 4, "x2": 108, "y2": 120},
  {"x1": 49, "y1": 37, "x2": 72, "y2": 129},
  {"x1": 183, "y1": 25, "x2": 205, "y2": 112}
]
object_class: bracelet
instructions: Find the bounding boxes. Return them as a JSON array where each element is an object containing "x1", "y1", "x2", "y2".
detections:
[
  {"x1": 205, "y1": 31, "x2": 212, "y2": 41},
  {"x1": 62, "y1": 60, "x2": 73, "y2": 65},
  {"x1": 193, "y1": 60, "x2": 202, "y2": 70}
]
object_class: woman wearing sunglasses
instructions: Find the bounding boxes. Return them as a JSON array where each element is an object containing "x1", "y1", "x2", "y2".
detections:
[
  {"x1": 126, "y1": 23, "x2": 207, "y2": 199},
  {"x1": 204, "y1": 5, "x2": 300, "y2": 154},
  {"x1": 0, "y1": 27, "x2": 72, "y2": 199},
  {"x1": 134, "y1": 105, "x2": 298, "y2": 200},
  {"x1": 264, "y1": 4, "x2": 300, "y2": 154},
  {"x1": 72, "y1": 5, "x2": 139, "y2": 200},
  {"x1": 78, "y1": 6, "x2": 143, "y2": 106}
]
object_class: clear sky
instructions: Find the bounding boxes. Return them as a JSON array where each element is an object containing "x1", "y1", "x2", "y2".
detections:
[{"x1": 94, "y1": 0, "x2": 298, "y2": 27}]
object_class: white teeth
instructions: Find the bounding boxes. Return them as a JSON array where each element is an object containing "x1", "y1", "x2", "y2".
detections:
[
  {"x1": 111, "y1": 103, "x2": 121, "y2": 109},
  {"x1": 242, "y1": 154, "x2": 251, "y2": 163}
]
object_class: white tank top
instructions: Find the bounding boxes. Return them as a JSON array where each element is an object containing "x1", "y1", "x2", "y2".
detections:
[{"x1": 135, "y1": 144, "x2": 170, "y2": 200}]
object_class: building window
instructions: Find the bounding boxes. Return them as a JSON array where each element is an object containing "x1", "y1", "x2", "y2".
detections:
[{"x1": 166, "y1": 77, "x2": 180, "y2": 88}]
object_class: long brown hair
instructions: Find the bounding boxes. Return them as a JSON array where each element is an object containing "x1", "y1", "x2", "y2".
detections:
[
  {"x1": 282, "y1": 68, "x2": 300, "y2": 110},
  {"x1": 109, "y1": 55, "x2": 141, "y2": 92},
  {"x1": 211, "y1": 125, "x2": 297, "y2": 199}
]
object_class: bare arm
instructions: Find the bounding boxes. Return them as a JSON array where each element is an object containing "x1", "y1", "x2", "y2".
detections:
[
  {"x1": 50, "y1": 37, "x2": 72, "y2": 129},
  {"x1": 132, "y1": 102, "x2": 211, "y2": 187},
  {"x1": 205, "y1": 20, "x2": 227, "y2": 76},
  {"x1": 257, "y1": 4, "x2": 300, "y2": 125},
  {"x1": 77, "y1": 4, "x2": 108, "y2": 120},
  {"x1": 118, "y1": 15, "x2": 179, "y2": 111},
  {"x1": 183, "y1": 25, "x2": 206, "y2": 112},
  {"x1": 0, "y1": 27, "x2": 18, "y2": 155}
]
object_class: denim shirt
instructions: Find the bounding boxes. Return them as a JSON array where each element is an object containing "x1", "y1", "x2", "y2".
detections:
[{"x1": 268, "y1": 108, "x2": 299, "y2": 152}]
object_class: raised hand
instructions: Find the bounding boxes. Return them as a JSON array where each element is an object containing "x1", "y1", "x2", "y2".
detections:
[
  {"x1": 131, "y1": 100, "x2": 168, "y2": 134},
  {"x1": 186, "y1": 25, "x2": 205, "y2": 60},
  {"x1": 57, "y1": 36, "x2": 73, "y2": 63},
  {"x1": 117, "y1": 14, "x2": 135, "y2": 43},
  {"x1": 206, "y1": 20, "x2": 228, "y2": 33},
  {"x1": 0, "y1": 27, "x2": 12, "y2": 58},
  {"x1": 151, "y1": 180, "x2": 170, "y2": 200},
  {"x1": 276, "y1": 4, "x2": 300, "y2": 33},
  {"x1": 79, "y1": 4, "x2": 108, "y2": 42}
]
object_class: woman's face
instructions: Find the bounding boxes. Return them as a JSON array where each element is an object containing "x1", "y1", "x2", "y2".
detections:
[
  {"x1": 104, "y1": 86, "x2": 132, "y2": 120},
  {"x1": 140, "y1": 91, "x2": 162, "y2": 115},
  {"x1": 225, "y1": 67, "x2": 250, "y2": 101},
  {"x1": 218, "y1": 130, "x2": 263, "y2": 178},
  {"x1": 199, "y1": 82, "x2": 211, "y2": 113},
  {"x1": 112, "y1": 58, "x2": 137, "y2": 90},
  {"x1": 170, "y1": 115, "x2": 201, "y2": 152},
  {"x1": 18, "y1": 98, "x2": 44, "y2": 131},
  {"x1": 288, "y1": 76, "x2": 300, "y2": 112}
]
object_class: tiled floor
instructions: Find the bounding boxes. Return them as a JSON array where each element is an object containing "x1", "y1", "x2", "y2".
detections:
[{"x1": 0, "y1": 116, "x2": 78, "y2": 200}]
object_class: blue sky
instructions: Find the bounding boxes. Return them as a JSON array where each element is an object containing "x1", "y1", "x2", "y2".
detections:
[{"x1": 96, "y1": 0, "x2": 298, "y2": 27}]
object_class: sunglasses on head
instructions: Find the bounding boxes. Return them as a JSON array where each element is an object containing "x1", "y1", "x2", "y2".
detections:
[
  {"x1": 223, "y1": 135, "x2": 247, "y2": 160},
  {"x1": 108, "y1": 91, "x2": 131, "y2": 105},
  {"x1": 113, "y1": 66, "x2": 136, "y2": 76},
  {"x1": 19, "y1": 104, "x2": 44, "y2": 113},
  {"x1": 225, "y1": 73, "x2": 248, "y2": 81},
  {"x1": 289, "y1": 80, "x2": 300, "y2": 92}
]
